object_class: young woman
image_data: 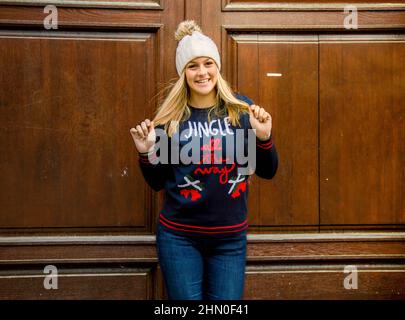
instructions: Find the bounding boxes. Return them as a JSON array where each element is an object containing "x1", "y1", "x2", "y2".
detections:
[{"x1": 130, "y1": 20, "x2": 278, "y2": 300}]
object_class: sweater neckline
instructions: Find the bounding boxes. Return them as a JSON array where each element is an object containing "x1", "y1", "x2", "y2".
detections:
[{"x1": 188, "y1": 104, "x2": 214, "y2": 111}]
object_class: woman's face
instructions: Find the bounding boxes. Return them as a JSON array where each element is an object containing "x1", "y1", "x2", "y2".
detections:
[{"x1": 185, "y1": 57, "x2": 218, "y2": 98}]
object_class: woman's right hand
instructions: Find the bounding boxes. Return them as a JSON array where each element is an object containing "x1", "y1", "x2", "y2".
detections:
[{"x1": 130, "y1": 119, "x2": 156, "y2": 154}]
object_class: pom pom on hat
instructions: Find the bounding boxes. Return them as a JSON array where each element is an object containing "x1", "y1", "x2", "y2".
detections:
[
  {"x1": 174, "y1": 20, "x2": 202, "y2": 42},
  {"x1": 175, "y1": 20, "x2": 221, "y2": 76}
]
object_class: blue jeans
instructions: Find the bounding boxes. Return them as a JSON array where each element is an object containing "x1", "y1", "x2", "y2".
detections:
[{"x1": 156, "y1": 223, "x2": 247, "y2": 300}]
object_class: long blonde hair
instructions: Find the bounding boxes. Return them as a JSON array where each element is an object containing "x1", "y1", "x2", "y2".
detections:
[{"x1": 152, "y1": 70, "x2": 250, "y2": 137}]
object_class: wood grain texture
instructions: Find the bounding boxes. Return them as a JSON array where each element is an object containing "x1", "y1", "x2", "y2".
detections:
[
  {"x1": 320, "y1": 34, "x2": 405, "y2": 226},
  {"x1": 245, "y1": 264, "x2": 405, "y2": 300},
  {"x1": 0, "y1": 0, "x2": 164, "y2": 10},
  {"x1": 222, "y1": 10, "x2": 405, "y2": 30},
  {"x1": 223, "y1": 0, "x2": 405, "y2": 11},
  {"x1": 0, "y1": 6, "x2": 163, "y2": 28},
  {"x1": 0, "y1": 31, "x2": 156, "y2": 229},
  {"x1": 227, "y1": 34, "x2": 319, "y2": 228},
  {"x1": 0, "y1": 268, "x2": 153, "y2": 299}
]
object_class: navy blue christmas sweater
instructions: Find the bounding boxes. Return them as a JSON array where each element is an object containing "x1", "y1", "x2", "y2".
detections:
[{"x1": 138, "y1": 94, "x2": 278, "y2": 236}]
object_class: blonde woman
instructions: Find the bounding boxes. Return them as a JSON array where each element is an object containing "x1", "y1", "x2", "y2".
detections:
[{"x1": 130, "y1": 20, "x2": 278, "y2": 300}]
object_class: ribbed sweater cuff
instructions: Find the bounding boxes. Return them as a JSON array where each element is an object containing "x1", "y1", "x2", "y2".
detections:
[{"x1": 256, "y1": 135, "x2": 273, "y2": 150}]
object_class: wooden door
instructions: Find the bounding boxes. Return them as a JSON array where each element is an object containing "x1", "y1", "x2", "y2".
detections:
[{"x1": 0, "y1": 0, "x2": 404, "y2": 299}]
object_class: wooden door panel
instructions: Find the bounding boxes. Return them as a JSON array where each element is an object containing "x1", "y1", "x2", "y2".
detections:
[
  {"x1": 0, "y1": 31, "x2": 157, "y2": 230},
  {"x1": 0, "y1": 0, "x2": 164, "y2": 9},
  {"x1": 0, "y1": 268, "x2": 153, "y2": 299},
  {"x1": 245, "y1": 264, "x2": 405, "y2": 300},
  {"x1": 320, "y1": 34, "x2": 405, "y2": 226},
  {"x1": 230, "y1": 34, "x2": 319, "y2": 229}
]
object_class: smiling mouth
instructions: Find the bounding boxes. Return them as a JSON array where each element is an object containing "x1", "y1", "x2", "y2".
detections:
[{"x1": 195, "y1": 79, "x2": 210, "y2": 84}]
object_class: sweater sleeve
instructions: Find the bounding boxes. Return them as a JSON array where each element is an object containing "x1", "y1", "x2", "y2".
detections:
[
  {"x1": 235, "y1": 93, "x2": 279, "y2": 180},
  {"x1": 137, "y1": 126, "x2": 171, "y2": 192},
  {"x1": 255, "y1": 134, "x2": 278, "y2": 179}
]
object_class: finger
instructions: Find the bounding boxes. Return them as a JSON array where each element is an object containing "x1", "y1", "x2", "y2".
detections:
[
  {"x1": 249, "y1": 105, "x2": 257, "y2": 117},
  {"x1": 258, "y1": 108, "x2": 265, "y2": 122},
  {"x1": 136, "y1": 125, "x2": 144, "y2": 139},
  {"x1": 145, "y1": 119, "x2": 151, "y2": 127},
  {"x1": 263, "y1": 112, "x2": 271, "y2": 122},
  {"x1": 254, "y1": 105, "x2": 260, "y2": 118},
  {"x1": 131, "y1": 129, "x2": 143, "y2": 142},
  {"x1": 130, "y1": 127, "x2": 140, "y2": 138},
  {"x1": 141, "y1": 122, "x2": 149, "y2": 136}
]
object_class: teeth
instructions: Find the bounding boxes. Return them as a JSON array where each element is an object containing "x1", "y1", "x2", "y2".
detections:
[{"x1": 196, "y1": 79, "x2": 209, "y2": 83}]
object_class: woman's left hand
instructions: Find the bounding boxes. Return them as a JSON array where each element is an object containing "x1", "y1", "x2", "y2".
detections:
[{"x1": 248, "y1": 104, "x2": 272, "y2": 141}]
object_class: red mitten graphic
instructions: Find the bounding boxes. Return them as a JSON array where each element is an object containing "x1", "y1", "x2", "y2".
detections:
[
  {"x1": 180, "y1": 189, "x2": 202, "y2": 201},
  {"x1": 230, "y1": 181, "x2": 247, "y2": 199}
]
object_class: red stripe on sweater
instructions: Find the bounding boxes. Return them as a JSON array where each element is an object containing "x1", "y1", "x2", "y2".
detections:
[
  {"x1": 160, "y1": 213, "x2": 247, "y2": 230},
  {"x1": 257, "y1": 140, "x2": 273, "y2": 149},
  {"x1": 257, "y1": 138, "x2": 272, "y2": 145},
  {"x1": 159, "y1": 219, "x2": 248, "y2": 234},
  {"x1": 138, "y1": 154, "x2": 158, "y2": 164}
]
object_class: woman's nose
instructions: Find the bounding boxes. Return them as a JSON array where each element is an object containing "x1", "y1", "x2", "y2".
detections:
[{"x1": 197, "y1": 66, "x2": 207, "y2": 75}]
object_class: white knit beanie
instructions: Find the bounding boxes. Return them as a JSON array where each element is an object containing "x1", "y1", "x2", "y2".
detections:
[{"x1": 174, "y1": 20, "x2": 221, "y2": 76}]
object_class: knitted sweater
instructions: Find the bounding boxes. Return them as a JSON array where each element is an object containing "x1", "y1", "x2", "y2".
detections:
[{"x1": 138, "y1": 94, "x2": 278, "y2": 237}]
